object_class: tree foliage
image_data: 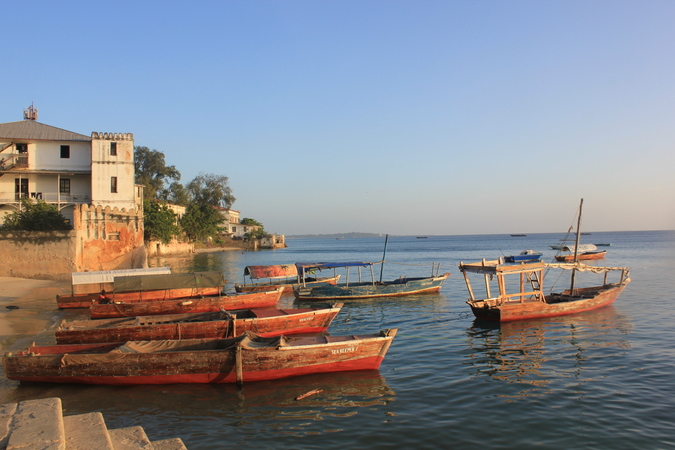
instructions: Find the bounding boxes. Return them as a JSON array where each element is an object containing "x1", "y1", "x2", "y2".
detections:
[
  {"x1": 134, "y1": 146, "x2": 181, "y2": 201},
  {"x1": 0, "y1": 199, "x2": 72, "y2": 231},
  {"x1": 180, "y1": 203, "x2": 225, "y2": 241},
  {"x1": 143, "y1": 201, "x2": 181, "y2": 244},
  {"x1": 186, "y1": 173, "x2": 236, "y2": 208}
]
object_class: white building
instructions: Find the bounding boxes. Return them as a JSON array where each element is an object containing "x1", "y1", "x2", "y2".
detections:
[{"x1": 0, "y1": 107, "x2": 139, "y2": 224}]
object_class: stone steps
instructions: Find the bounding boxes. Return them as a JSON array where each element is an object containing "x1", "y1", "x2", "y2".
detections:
[{"x1": 0, "y1": 398, "x2": 187, "y2": 450}]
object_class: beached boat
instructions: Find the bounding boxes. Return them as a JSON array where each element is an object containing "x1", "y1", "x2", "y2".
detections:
[
  {"x1": 57, "y1": 271, "x2": 224, "y2": 309},
  {"x1": 234, "y1": 264, "x2": 340, "y2": 294},
  {"x1": 554, "y1": 244, "x2": 606, "y2": 262},
  {"x1": 89, "y1": 287, "x2": 284, "y2": 319},
  {"x1": 458, "y1": 199, "x2": 630, "y2": 322},
  {"x1": 503, "y1": 250, "x2": 543, "y2": 263},
  {"x1": 55, "y1": 304, "x2": 343, "y2": 344},
  {"x1": 4, "y1": 329, "x2": 398, "y2": 385},
  {"x1": 293, "y1": 262, "x2": 449, "y2": 300}
]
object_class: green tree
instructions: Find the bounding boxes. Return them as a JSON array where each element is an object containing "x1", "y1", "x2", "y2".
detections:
[
  {"x1": 166, "y1": 181, "x2": 189, "y2": 206},
  {"x1": 143, "y1": 200, "x2": 181, "y2": 244},
  {"x1": 0, "y1": 199, "x2": 72, "y2": 231},
  {"x1": 134, "y1": 146, "x2": 181, "y2": 201},
  {"x1": 186, "y1": 173, "x2": 236, "y2": 208},
  {"x1": 180, "y1": 203, "x2": 224, "y2": 241}
]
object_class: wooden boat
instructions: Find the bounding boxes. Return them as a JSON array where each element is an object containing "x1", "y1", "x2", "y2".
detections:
[
  {"x1": 293, "y1": 261, "x2": 449, "y2": 300},
  {"x1": 89, "y1": 287, "x2": 284, "y2": 319},
  {"x1": 55, "y1": 304, "x2": 343, "y2": 344},
  {"x1": 234, "y1": 264, "x2": 340, "y2": 294},
  {"x1": 503, "y1": 250, "x2": 542, "y2": 263},
  {"x1": 57, "y1": 271, "x2": 224, "y2": 309},
  {"x1": 458, "y1": 199, "x2": 630, "y2": 322},
  {"x1": 554, "y1": 244, "x2": 606, "y2": 262},
  {"x1": 594, "y1": 243, "x2": 611, "y2": 246},
  {"x1": 4, "y1": 329, "x2": 398, "y2": 385},
  {"x1": 510, "y1": 234, "x2": 527, "y2": 237}
]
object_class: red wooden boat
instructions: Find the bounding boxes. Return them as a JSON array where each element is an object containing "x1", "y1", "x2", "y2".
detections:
[
  {"x1": 554, "y1": 250, "x2": 606, "y2": 262},
  {"x1": 57, "y1": 271, "x2": 225, "y2": 309},
  {"x1": 459, "y1": 199, "x2": 630, "y2": 322},
  {"x1": 4, "y1": 329, "x2": 398, "y2": 385},
  {"x1": 55, "y1": 304, "x2": 343, "y2": 344},
  {"x1": 89, "y1": 287, "x2": 284, "y2": 319},
  {"x1": 458, "y1": 259, "x2": 630, "y2": 322},
  {"x1": 234, "y1": 264, "x2": 340, "y2": 294}
]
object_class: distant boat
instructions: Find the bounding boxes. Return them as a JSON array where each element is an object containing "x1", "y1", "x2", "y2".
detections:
[
  {"x1": 554, "y1": 244, "x2": 606, "y2": 262},
  {"x1": 510, "y1": 234, "x2": 527, "y2": 237},
  {"x1": 416, "y1": 236, "x2": 428, "y2": 239},
  {"x1": 459, "y1": 199, "x2": 630, "y2": 322},
  {"x1": 504, "y1": 250, "x2": 543, "y2": 263},
  {"x1": 594, "y1": 243, "x2": 611, "y2": 246}
]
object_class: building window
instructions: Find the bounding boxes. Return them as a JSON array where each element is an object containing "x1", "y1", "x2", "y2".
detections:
[
  {"x1": 60, "y1": 145, "x2": 70, "y2": 158},
  {"x1": 108, "y1": 232, "x2": 120, "y2": 241},
  {"x1": 60, "y1": 179, "x2": 71, "y2": 194},
  {"x1": 111, "y1": 177, "x2": 118, "y2": 193},
  {"x1": 110, "y1": 142, "x2": 117, "y2": 156},
  {"x1": 232, "y1": 226, "x2": 237, "y2": 233},
  {"x1": 16, "y1": 143, "x2": 27, "y2": 153}
]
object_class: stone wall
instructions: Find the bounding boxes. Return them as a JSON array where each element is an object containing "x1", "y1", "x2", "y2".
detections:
[
  {"x1": 0, "y1": 204, "x2": 146, "y2": 280},
  {"x1": 0, "y1": 231, "x2": 77, "y2": 280},
  {"x1": 146, "y1": 239, "x2": 194, "y2": 257}
]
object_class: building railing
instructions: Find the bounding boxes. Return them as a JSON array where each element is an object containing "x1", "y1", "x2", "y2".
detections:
[{"x1": 0, "y1": 192, "x2": 90, "y2": 204}]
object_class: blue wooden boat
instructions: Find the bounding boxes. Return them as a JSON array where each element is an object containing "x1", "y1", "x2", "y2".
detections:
[
  {"x1": 293, "y1": 261, "x2": 449, "y2": 300},
  {"x1": 504, "y1": 250, "x2": 543, "y2": 263}
]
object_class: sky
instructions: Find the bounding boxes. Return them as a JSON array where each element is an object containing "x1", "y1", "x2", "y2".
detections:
[{"x1": 3, "y1": 1, "x2": 674, "y2": 235}]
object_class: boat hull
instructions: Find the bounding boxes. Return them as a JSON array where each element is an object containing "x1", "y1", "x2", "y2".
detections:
[
  {"x1": 55, "y1": 305, "x2": 342, "y2": 344},
  {"x1": 468, "y1": 281, "x2": 630, "y2": 322},
  {"x1": 89, "y1": 288, "x2": 283, "y2": 319},
  {"x1": 294, "y1": 274, "x2": 450, "y2": 300},
  {"x1": 234, "y1": 275, "x2": 340, "y2": 294},
  {"x1": 57, "y1": 287, "x2": 222, "y2": 309},
  {"x1": 554, "y1": 251, "x2": 606, "y2": 262},
  {"x1": 4, "y1": 330, "x2": 398, "y2": 385},
  {"x1": 504, "y1": 255, "x2": 542, "y2": 263}
]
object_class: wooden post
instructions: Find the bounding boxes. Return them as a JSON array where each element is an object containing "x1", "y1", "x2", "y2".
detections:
[
  {"x1": 460, "y1": 265, "x2": 476, "y2": 302},
  {"x1": 235, "y1": 344, "x2": 243, "y2": 386},
  {"x1": 482, "y1": 259, "x2": 491, "y2": 298},
  {"x1": 520, "y1": 272, "x2": 525, "y2": 303}
]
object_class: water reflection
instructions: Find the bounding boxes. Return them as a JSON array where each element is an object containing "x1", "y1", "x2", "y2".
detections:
[
  {"x1": 8, "y1": 370, "x2": 394, "y2": 424},
  {"x1": 464, "y1": 307, "x2": 633, "y2": 391}
]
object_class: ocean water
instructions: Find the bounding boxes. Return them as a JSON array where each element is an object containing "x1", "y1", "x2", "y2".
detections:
[{"x1": 1, "y1": 230, "x2": 674, "y2": 449}]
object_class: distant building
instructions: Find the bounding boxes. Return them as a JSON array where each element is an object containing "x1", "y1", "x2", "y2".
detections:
[{"x1": 215, "y1": 207, "x2": 262, "y2": 238}]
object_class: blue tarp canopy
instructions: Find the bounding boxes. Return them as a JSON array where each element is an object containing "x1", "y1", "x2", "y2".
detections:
[{"x1": 296, "y1": 262, "x2": 375, "y2": 271}]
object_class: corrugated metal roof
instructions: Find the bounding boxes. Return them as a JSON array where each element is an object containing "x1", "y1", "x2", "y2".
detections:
[{"x1": 0, "y1": 120, "x2": 91, "y2": 141}]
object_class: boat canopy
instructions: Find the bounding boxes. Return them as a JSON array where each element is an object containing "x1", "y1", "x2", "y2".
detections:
[
  {"x1": 113, "y1": 271, "x2": 225, "y2": 292},
  {"x1": 70, "y1": 267, "x2": 171, "y2": 286},
  {"x1": 545, "y1": 262, "x2": 630, "y2": 273},
  {"x1": 561, "y1": 244, "x2": 597, "y2": 252},
  {"x1": 244, "y1": 265, "x2": 298, "y2": 279},
  {"x1": 296, "y1": 262, "x2": 376, "y2": 271}
]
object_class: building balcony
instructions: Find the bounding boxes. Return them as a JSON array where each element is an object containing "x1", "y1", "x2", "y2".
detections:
[{"x1": 0, "y1": 192, "x2": 90, "y2": 205}]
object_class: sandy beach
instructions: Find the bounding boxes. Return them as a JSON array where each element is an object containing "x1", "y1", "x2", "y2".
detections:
[{"x1": 0, "y1": 277, "x2": 70, "y2": 354}]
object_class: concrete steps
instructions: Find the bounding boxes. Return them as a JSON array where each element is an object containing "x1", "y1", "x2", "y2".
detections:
[{"x1": 0, "y1": 398, "x2": 187, "y2": 450}]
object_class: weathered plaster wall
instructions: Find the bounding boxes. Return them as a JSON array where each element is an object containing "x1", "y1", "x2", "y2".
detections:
[
  {"x1": 75, "y1": 204, "x2": 146, "y2": 272},
  {"x1": 0, "y1": 231, "x2": 77, "y2": 280},
  {"x1": 145, "y1": 239, "x2": 194, "y2": 257}
]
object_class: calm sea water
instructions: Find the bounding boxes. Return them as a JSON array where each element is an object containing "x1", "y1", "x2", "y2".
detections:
[{"x1": 1, "y1": 230, "x2": 674, "y2": 449}]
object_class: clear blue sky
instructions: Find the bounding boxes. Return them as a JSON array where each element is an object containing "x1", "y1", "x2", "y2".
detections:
[{"x1": 3, "y1": 1, "x2": 674, "y2": 235}]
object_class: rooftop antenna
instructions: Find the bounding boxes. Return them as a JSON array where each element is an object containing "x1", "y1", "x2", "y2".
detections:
[{"x1": 23, "y1": 103, "x2": 38, "y2": 121}]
